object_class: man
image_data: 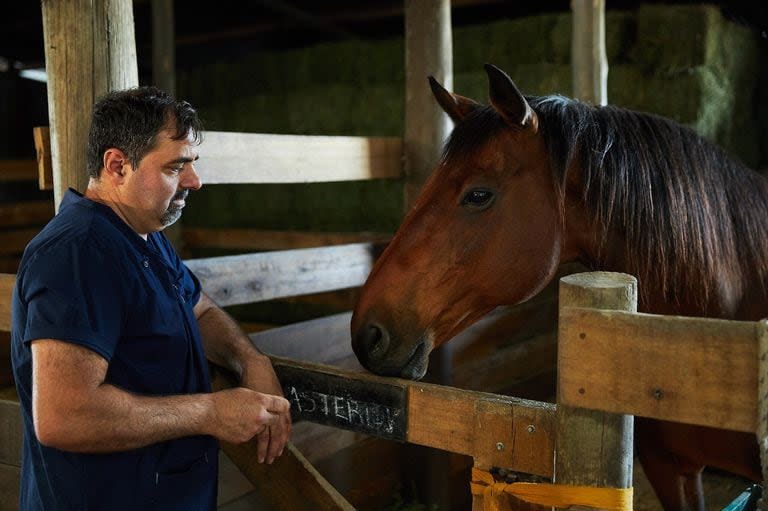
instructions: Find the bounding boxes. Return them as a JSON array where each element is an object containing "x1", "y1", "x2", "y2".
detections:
[{"x1": 11, "y1": 86, "x2": 291, "y2": 510}]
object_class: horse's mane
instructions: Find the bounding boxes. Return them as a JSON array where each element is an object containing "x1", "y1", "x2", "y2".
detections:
[{"x1": 443, "y1": 97, "x2": 768, "y2": 310}]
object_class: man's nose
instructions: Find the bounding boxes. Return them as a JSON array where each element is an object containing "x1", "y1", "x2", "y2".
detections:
[{"x1": 182, "y1": 164, "x2": 202, "y2": 190}]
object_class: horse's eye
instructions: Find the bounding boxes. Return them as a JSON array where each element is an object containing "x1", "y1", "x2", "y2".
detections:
[{"x1": 461, "y1": 188, "x2": 494, "y2": 209}]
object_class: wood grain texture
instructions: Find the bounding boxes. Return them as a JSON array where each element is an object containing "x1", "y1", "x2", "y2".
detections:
[
  {"x1": 404, "y1": 0, "x2": 453, "y2": 207},
  {"x1": 42, "y1": 0, "x2": 138, "y2": 208},
  {"x1": 33, "y1": 127, "x2": 53, "y2": 191},
  {"x1": 197, "y1": 131, "x2": 402, "y2": 184},
  {"x1": 555, "y1": 272, "x2": 636, "y2": 489},
  {"x1": 559, "y1": 307, "x2": 758, "y2": 433},
  {"x1": 185, "y1": 243, "x2": 376, "y2": 306}
]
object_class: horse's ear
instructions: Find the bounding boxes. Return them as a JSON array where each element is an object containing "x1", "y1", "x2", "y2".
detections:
[
  {"x1": 428, "y1": 76, "x2": 480, "y2": 124},
  {"x1": 484, "y1": 64, "x2": 535, "y2": 128}
]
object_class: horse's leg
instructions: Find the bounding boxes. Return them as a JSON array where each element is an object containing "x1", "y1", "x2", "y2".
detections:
[{"x1": 635, "y1": 418, "x2": 705, "y2": 511}]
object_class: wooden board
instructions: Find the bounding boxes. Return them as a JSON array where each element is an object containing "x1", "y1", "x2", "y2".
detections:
[
  {"x1": 33, "y1": 127, "x2": 53, "y2": 191},
  {"x1": 559, "y1": 307, "x2": 757, "y2": 433},
  {"x1": 271, "y1": 357, "x2": 556, "y2": 477},
  {"x1": 0, "y1": 160, "x2": 38, "y2": 183},
  {"x1": 0, "y1": 201, "x2": 53, "y2": 228},
  {"x1": 248, "y1": 312, "x2": 355, "y2": 365},
  {"x1": 0, "y1": 396, "x2": 22, "y2": 467},
  {"x1": 197, "y1": 132, "x2": 402, "y2": 184},
  {"x1": 0, "y1": 274, "x2": 15, "y2": 332},
  {"x1": 183, "y1": 227, "x2": 390, "y2": 252},
  {"x1": 185, "y1": 243, "x2": 376, "y2": 306},
  {"x1": 0, "y1": 230, "x2": 38, "y2": 257}
]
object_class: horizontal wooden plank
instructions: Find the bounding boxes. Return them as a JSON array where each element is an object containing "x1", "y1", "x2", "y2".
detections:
[
  {"x1": 248, "y1": 312, "x2": 356, "y2": 365},
  {"x1": 0, "y1": 274, "x2": 15, "y2": 332},
  {"x1": 270, "y1": 357, "x2": 556, "y2": 477},
  {"x1": 0, "y1": 160, "x2": 37, "y2": 183},
  {"x1": 0, "y1": 397, "x2": 22, "y2": 466},
  {"x1": 558, "y1": 307, "x2": 757, "y2": 433},
  {"x1": 184, "y1": 243, "x2": 376, "y2": 306},
  {"x1": 0, "y1": 201, "x2": 53, "y2": 228},
  {"x1": 197, "y1": 131, "x2": 402, "y2": 184},
  {"x1": 0, "y1": 230, "x2": 37, "y2": 256},
  {"x1": 183, "y1": 227, "x2": 391, "y2": 251}
]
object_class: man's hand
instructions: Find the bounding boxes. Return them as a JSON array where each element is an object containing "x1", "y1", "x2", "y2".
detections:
[
  {"x1": 239, "y1": 355, "x2": 292, "y2": 464},
  {"x1": 209, "y1": 387, "x2": 291, "y2": 463}
]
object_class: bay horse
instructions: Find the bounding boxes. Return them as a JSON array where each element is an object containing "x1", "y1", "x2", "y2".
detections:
[{"x1": 350, "y1": 64, "x2": 765, "y2": 510}]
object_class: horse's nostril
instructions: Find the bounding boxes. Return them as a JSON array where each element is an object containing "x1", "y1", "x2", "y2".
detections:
[{"x1": 357, "y1": 323, "x2": 390, "y2": 361}]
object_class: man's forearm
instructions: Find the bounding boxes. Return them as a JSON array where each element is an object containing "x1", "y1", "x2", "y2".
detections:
[
  {"x1": 196, "y1": 301, "x2": 267, "y2": 380},
  {"x1": 35, "y1": 383, "x2": 216, "y2": 453}
]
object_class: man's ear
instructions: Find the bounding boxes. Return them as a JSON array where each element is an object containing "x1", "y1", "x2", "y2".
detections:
[{"x1": 102, "y1": 148, "x2": 128, "y2": 180}]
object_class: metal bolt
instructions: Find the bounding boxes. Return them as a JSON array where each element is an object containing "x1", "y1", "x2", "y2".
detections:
[
  {"x1": 526, "y1": 424, "x2": 536, "y2": 434},
  {"x1": 653, "y1": 388, "x2": 664, "y2": 401},
  {"x1": 496, "y1": 442, "x2": 504, "y2": 451}
]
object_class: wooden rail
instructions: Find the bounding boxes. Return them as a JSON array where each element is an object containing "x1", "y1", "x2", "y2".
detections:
[
  {"x1": 197, "y1": 132, "x2": 402, "y2": 184},
  {"x1": 185, "y1": 243, "x2": 378, "y2": 306},
  {"x1": 269, "y1": 357, "x2": 556, "y2": 477},
  {"x1": 559, "y1": 307, "x2": 758, "y2": 433}
]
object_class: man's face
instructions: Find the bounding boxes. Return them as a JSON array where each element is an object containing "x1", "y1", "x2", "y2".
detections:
[{"x1": 119, "y1": 127, "x2": 201, "y2": 236}]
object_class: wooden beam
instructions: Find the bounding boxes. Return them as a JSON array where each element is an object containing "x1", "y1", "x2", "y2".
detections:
[
  {"x1": 0, "y1": 229, "x2": 38, "y2": 256},
  {"x1": 571, "y1": 0, "x2": 608, "y2": 105},
  {"x1": 197, "y1": 132, "x2": 402, "y2": 184},
  {"x1": 151, "y1": 0, "x2": 176, "y2": 95},
  {"x1": 0, "y1": 274, "x2": 15, "y2": 332},
  {"x1": 0, "y1": 201, "x2": 53, "y2": 228},
  {"x1": 559, "y1": 307, "x2": 758, "y2": 433},
  {"x1": 404, "y1": 0, "x2": 452, "y2": 207},
  {"x1": 33, "y1": 127, "x2": 53, "y2": 190},
  {"x1": 0, "y1": 160, "x2": 38, "y2": 182},
  {"x1": 270, "y1": 357, "x2": 556, "y2": 477},
  {"x1": 555, "y1": 273, "x2": 635, "y2": 490},
  {"x1": 41, "y1": 0, "x2": 139, "y2": 209},
  {"x1": 184, "y1": 243, "x2": 376, "y2": 306},
  {"x1": 182, "y1": 227, "x2": 390, "y2": 252}
]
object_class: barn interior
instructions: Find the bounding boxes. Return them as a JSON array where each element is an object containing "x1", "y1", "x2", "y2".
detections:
[{"x1": 1, "y1": 1, "x2": 768, "y2": 510}]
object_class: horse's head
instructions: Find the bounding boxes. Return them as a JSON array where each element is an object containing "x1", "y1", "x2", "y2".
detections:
[{"x1": 351, "y1": 65, "x2": 572, "y2": 379}]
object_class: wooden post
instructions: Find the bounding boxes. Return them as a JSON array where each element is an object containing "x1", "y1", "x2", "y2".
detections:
[
  {"x1": 556, "y1": 272, "x2": 635, "y2": 505},
  {"x1": 571, "y1": 0, "x2": 608, "y2": 105},
  {"x1": 403, "y1": 0, "x2": 452, "y2": 208},
  {"x1": 404, "y1": 5, "x2": 457, "y2": 506},
  {"x1": 41, "y1": 0, "x2": 139, "y2": 210},
  {"x1": 757, "y1": 320, "x2": 768, "y2": 511}
]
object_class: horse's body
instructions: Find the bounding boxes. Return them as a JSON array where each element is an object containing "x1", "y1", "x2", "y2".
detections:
[{"x1": 350, "y1": 64, "x2": 765, "y2": 510}]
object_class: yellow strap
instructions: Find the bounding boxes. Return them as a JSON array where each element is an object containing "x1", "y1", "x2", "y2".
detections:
[{"x1": 471, "y1": 468, "x2": 633, "y2": 511}]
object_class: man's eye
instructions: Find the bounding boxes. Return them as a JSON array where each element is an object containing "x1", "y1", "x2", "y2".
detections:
[{"x1": 461, "y1": 189, "x2": 495, "y2": 209}]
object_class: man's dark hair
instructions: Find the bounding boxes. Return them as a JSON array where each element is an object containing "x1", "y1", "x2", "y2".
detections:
[{"x1": 86, "y1": 86, "x2": 203, "y2": 178}]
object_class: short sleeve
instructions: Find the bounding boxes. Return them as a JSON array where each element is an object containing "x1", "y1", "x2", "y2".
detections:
[{"x1": 19, "y1": 238, "x2": 125, "y2": 361}]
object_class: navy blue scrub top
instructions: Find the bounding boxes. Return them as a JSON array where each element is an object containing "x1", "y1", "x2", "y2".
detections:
[{"x1": 11, "y1": 189, "x2": 218, "y2": 510}]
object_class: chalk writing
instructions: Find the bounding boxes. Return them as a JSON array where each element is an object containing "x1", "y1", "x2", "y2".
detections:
[{"x1": 288, "y1": 386, "x2": 401, "y2": 435}]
